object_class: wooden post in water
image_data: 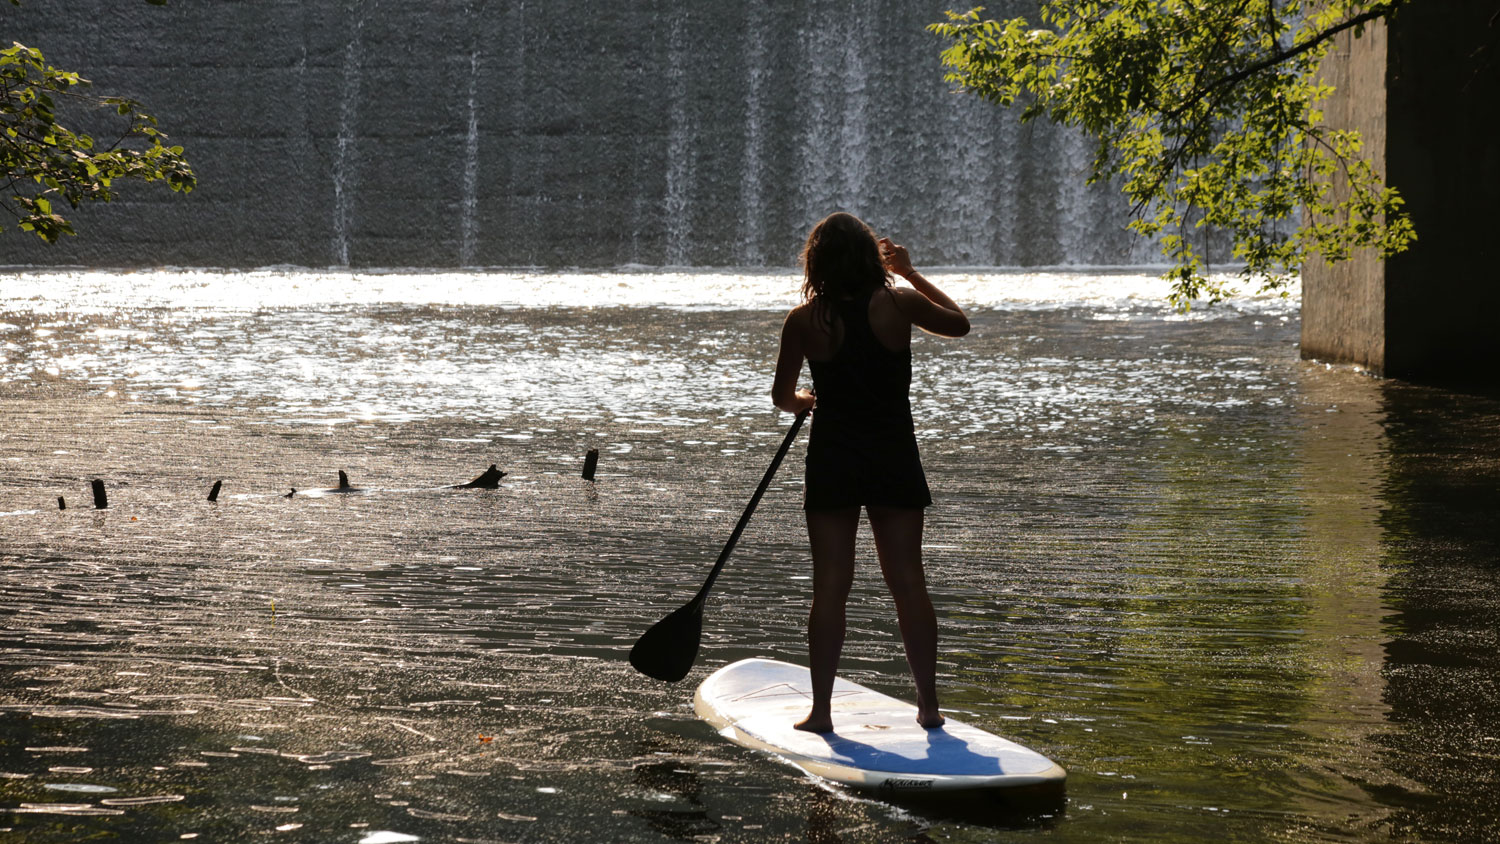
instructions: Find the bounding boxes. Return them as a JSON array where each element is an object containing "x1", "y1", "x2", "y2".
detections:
[
  {"x1": 57, "y1": 496, "x2": 66, "y2": 510},
  {"x1": 91, "y1": 479, "x2": 107, "y2": 510},
  {"x1": 582, "y1": 449, "x2": 599, "y2": 481},
  {"x1": 208, "y1": 480, "x2": 222, "y2": 502}
]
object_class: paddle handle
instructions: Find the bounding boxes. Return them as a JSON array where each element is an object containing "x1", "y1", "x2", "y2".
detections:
[{"x1": 692, "y1": 408, "x2": 809, "y2": 605}]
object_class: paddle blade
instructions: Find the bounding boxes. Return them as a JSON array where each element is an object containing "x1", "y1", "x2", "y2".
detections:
[{"x1": 629, "y1": 601, "x2": 703, "y2": 682}]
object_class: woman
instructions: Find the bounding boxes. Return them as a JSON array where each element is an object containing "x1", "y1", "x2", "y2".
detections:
[{"x1": 771, "y1": 212, "x2": 969, "y2": 732}]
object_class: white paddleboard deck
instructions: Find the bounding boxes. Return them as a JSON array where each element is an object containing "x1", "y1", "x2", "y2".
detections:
[{"x1": 695, "y1": 658, "x2": 1066, "y2": 795}]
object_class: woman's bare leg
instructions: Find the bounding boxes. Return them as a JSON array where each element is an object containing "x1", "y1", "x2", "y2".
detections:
[
  {"x1": 867, "y1": 505, "x2": 943, "y2": 728},
  {"x1": 795, "y1": 506, "x2": 859, "y2": 733}
]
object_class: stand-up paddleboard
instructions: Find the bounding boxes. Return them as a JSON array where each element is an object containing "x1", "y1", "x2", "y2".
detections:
[{"x1": 695, "y1": 659, "x2": 1065, "y2": 797}]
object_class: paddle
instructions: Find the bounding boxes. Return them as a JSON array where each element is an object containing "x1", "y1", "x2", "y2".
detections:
[{"x1": 629, "y1": 408, "x2": 810, "y2": 682}]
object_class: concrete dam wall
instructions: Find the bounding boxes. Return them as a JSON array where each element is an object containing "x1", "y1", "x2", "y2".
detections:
[{"x1": 3, "y1": 1, "x2": 1160, "y2": 270}]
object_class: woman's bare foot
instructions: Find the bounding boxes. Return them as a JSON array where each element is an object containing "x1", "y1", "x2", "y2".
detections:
[
  {"x1": 794, "y1": 713, "x2": 834, "y2": 733},
  {"x1": 916, "y1": 708, "x2": 945, "y2": 729}
]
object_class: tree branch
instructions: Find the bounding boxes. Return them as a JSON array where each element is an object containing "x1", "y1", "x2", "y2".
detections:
[
  {"x1": 1130, "y1": 78, "x2": 1241, "y2": 220},
  {"x1": 1166, "y1": 2, "x2": 1401, "y2": 122}
]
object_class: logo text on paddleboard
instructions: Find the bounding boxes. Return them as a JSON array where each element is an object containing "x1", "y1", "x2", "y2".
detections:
[{"x1": 881, "y1": 778, "x2": 933, "y2": 790}]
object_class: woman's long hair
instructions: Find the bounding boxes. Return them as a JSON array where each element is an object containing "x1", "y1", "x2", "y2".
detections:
[{"x1": 799, "y1": 212, "x2": 891, "y2": 326}]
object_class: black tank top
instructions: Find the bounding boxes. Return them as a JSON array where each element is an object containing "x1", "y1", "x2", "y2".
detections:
[{"x1": 807, "y1": 289, "x2": 912, "y2": 426}]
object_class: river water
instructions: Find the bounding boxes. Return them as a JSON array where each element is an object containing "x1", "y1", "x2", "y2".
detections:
[{"x1": 1, "y1": 270, "x2": 1496, "y2": 843}]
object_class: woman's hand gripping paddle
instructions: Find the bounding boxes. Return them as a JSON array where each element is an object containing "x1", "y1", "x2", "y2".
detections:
[{"x1": 629, "y1": 409, "x2": 810, "y2": 682}]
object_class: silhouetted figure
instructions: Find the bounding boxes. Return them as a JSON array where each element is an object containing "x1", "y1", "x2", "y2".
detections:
[{"x1": 771, "y1": 212, "x2": 970, "y2": 733}]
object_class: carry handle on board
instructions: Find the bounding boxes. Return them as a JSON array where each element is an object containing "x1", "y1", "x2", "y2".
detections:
[{"x1": 629, "y1": 407, "x2": 810, "y2": 682}]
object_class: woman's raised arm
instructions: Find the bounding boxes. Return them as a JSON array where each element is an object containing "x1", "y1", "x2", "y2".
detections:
[{"x1": 879, "y1": 238, "x2": 970, "y2": 338}]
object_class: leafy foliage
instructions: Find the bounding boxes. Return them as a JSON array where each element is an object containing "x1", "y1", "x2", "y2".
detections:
[
  {"x1": 2, "y1": 0, "x2": 192, "y2": 242},
  {"x1": 931, "y1": 1, "x2": 1416, "y2": 306}
]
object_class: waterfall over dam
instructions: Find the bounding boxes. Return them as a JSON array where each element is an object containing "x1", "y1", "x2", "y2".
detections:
[{"x1": 4, "y1": 1, "x2": 1161, "y2": 270}]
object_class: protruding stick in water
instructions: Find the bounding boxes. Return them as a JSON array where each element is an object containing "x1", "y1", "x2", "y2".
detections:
[
  {"x1": 57, "y1": 496, "x2": 66, "y2": 510},
  {"x1": 582, "y1": 449, "x2": 599, "y2": 481},
  {"x1": 91, "y1": 479, "x2": 107, "y2": 510},
  {"x1": 452, "y1": 464, "x2": 506, "y2": 489},
  {"x1": 208, "y1": 480, "x2": 222, "y2": 502}
]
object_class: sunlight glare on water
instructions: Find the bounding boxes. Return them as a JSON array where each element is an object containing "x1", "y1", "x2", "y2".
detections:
[
  {"x1": 2, "y1": 269, "x2": 1498, "y2": 843},
  {"x1": 0, "y1": 269, "x2": 1293, "y2": 426}
]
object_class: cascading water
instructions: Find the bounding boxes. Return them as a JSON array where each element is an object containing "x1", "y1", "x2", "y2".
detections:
[
  {"x1": 735, "y1": 0, "x2": 769, "y2": 267},
  {"x1": 460, "y1": 1, "x2": 482, "y2": 268},
  {"x1": 1056, "y1": 125, "x2": 1092, "y2": 265},
  {"x1": 290, "y1": 20, "x2": 313, "y2": 258},
  {"x1": 797, "y1": 4, "x2": 840, "y2": 233},
  {"x1": 954, "y1": 98, "x2": 1000, "y2": 266},
  {"x1": 332, "y1": 0, "x2": 366, "y2": 268},
  {"x1": 663, "y1": 13, "x2": 693, "y2": 267},
  {"x1": 835, "y1": 3, "x2": 871, "y2": 215},
  {"x1": 3, "y1": 0, "x2": 1178, "y2": 270}
]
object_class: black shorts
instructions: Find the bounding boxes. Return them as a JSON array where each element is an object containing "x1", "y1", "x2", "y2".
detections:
[{"x1": 803, "y1": 415, "x2": 932, "y2": 511}]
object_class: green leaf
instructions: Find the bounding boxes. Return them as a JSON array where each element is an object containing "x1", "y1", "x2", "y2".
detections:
[{"x1": 1, "y1": 33, "x2": 193, "y2": 244}]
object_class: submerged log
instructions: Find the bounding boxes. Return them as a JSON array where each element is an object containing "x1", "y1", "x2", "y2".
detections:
[
  {"x1": 582, "y1": 449, "x2": 599, "y2": 481},
  {"x1": 452, "y1": 464, "x2": 506, "y2": 489},
  {"x1": 91, "y1": 479, "x2": 107, "y2": 510},
  {"x1": 208, "y1": 480, "x2": 222, "y2": 502}
]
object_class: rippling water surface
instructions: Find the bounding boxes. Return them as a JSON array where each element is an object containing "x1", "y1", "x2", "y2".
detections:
[{"x1": 1, "y1": 270, "x2": 1497, "y2": 843}]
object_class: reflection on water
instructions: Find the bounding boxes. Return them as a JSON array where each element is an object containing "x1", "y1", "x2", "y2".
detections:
[{"x1": 0, "y1": 270, "x2": 1497, "y2": 842}]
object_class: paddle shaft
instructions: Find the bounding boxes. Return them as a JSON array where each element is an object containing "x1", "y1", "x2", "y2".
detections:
[{"x1": 690, "y1": 408, "x2": 809, "y2": 606}]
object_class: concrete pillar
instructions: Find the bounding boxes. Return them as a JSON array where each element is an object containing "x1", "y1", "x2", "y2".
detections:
[{"x1": 1301, "y1": 2, "x2": 1500, "y2": 383}]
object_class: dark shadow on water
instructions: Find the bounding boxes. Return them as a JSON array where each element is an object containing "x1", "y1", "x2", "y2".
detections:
[
  {"x1": 803, "y1": 778, "x2": 1066, "y2": 834},
  {"x1": 1373, "y1": 380, "x2": 1500, "y2": 844},
  {"x1": 884, "y1": 782, "x2": 1067, "y2": 830},
  {"x1": 804, "y1": 729, "x2": 1065, "y2": 830}
]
